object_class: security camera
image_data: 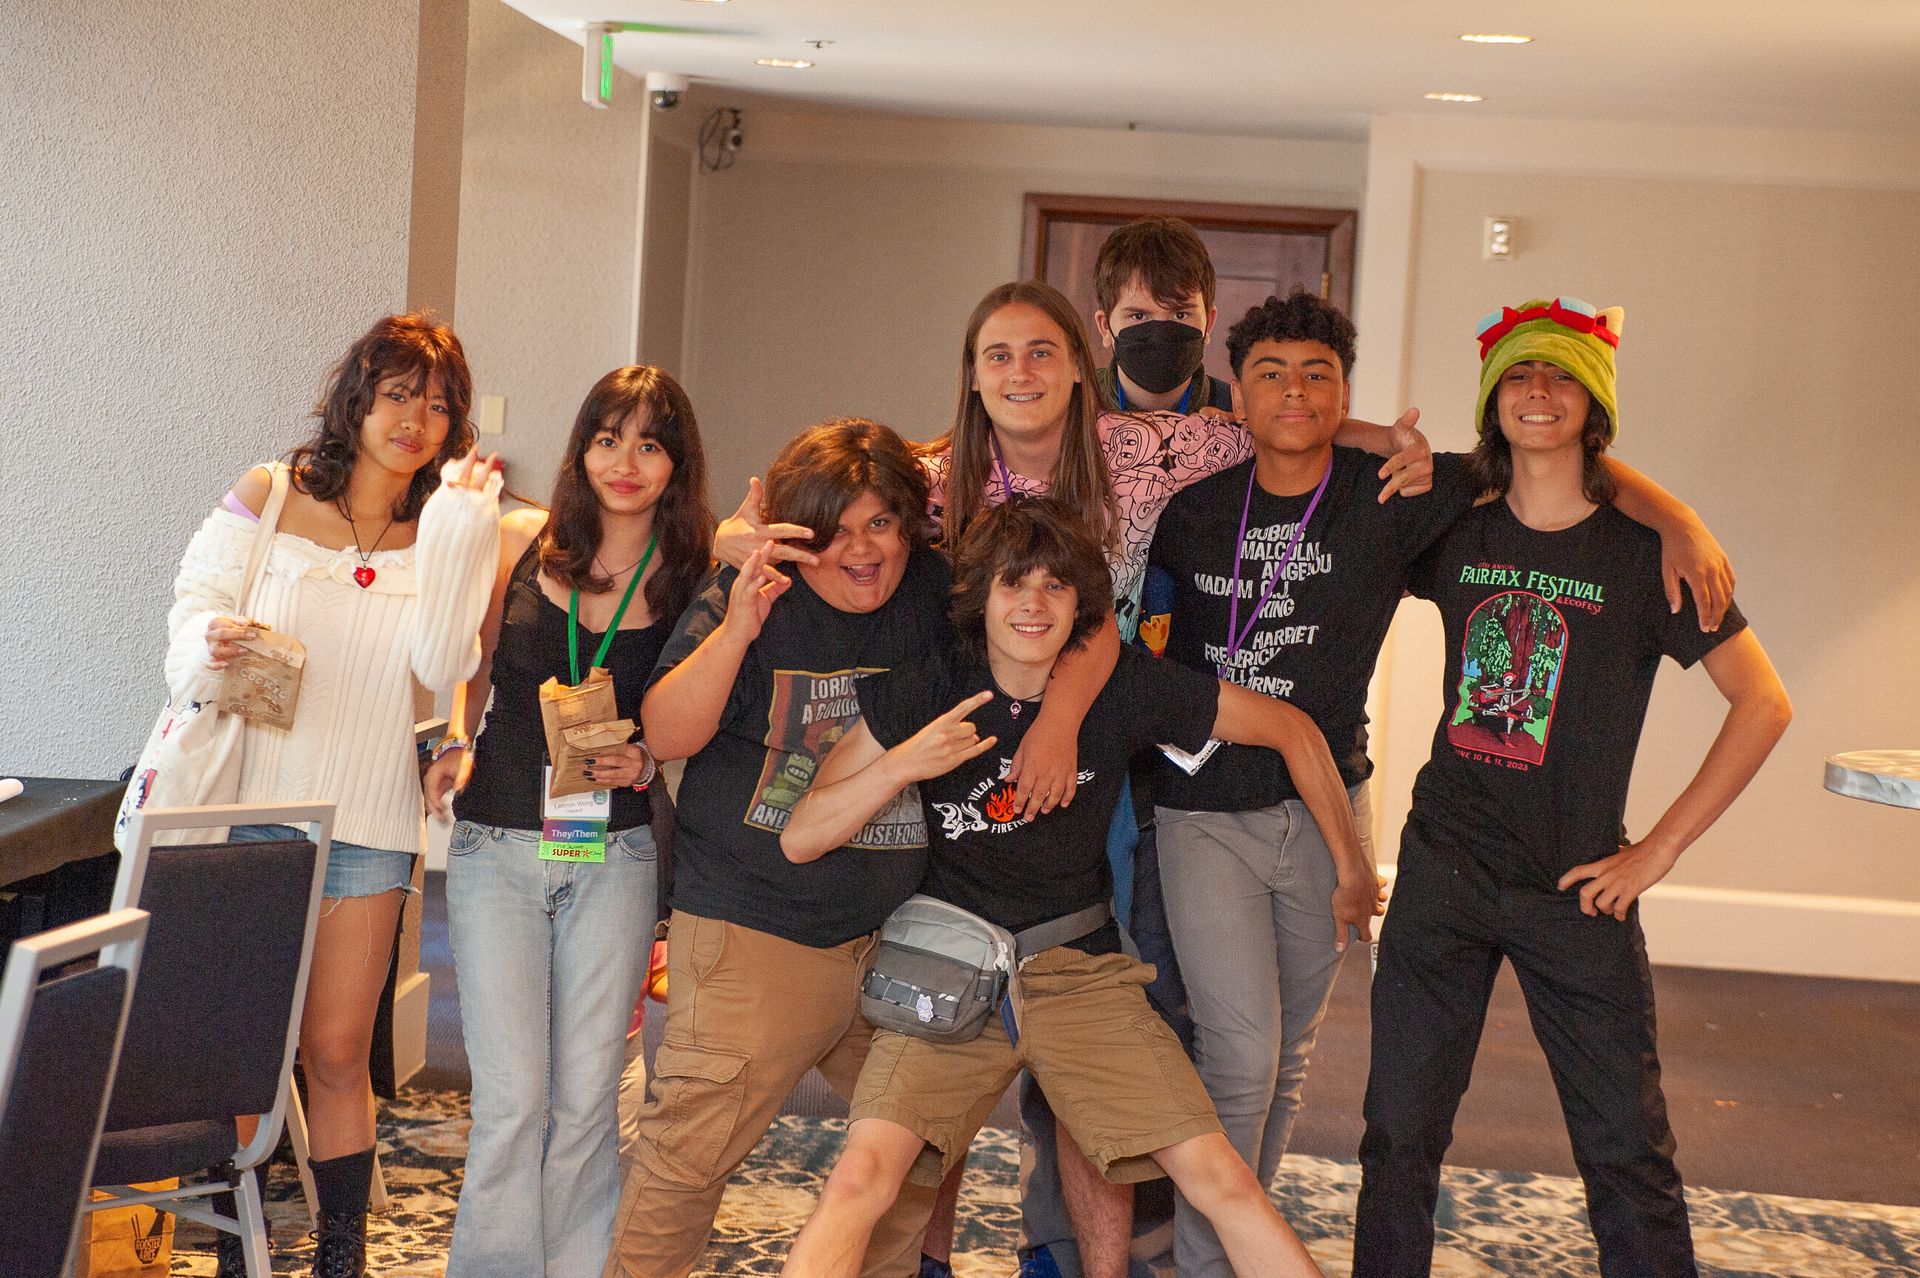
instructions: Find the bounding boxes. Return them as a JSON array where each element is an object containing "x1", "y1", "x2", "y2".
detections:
[{"x1": 646, "y1": 71, "x2": 689, "y2": 112}]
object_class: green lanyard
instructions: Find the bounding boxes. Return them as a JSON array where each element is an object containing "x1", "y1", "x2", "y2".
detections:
[{"x1": 568, "y1": 535, "x2": 657, "y2": 684}]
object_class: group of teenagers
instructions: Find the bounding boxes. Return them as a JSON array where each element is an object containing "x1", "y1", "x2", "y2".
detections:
[{"x1": 162, "y1": 214, "x2": 1790, "y2": 1278}]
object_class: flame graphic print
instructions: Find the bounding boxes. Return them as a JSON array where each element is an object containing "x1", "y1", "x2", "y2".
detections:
[{"x1": 983, "y1": 784, "x2": 1020, "y2": 824}]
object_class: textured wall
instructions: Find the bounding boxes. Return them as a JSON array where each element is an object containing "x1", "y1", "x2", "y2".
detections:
[
  {"x1": 452, "y1": 0, "x2": 650, "y2": 489},
  {"x1": 1371, "y1": 167, "x2": 1920, "y2": 903},
  {"x1": 1, "y1": 2, "x2": 420, "y2": 778}
]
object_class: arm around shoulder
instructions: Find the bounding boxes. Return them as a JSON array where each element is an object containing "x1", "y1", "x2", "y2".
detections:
[{"x1": 1606, "y1": 457, "x2": 1736, "y2": 630}]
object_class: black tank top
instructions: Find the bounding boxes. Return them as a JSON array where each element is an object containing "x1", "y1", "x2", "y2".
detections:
[{"x1": 455, "y1": 544, "x2": 670, "y2": 831}]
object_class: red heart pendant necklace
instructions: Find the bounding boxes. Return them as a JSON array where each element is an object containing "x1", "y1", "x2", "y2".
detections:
[{"x1": 340, "y1": 500, "x2": 395, "y2": 589}]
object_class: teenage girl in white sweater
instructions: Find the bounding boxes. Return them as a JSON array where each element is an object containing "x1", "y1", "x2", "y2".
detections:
[{"x1": 167, "y1": 313, "x2": 501, "y2": 1277}]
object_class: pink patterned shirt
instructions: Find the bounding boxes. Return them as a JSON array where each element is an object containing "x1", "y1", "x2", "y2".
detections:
[{"x1": 920, "y1": 410, "x2": 1252, "y2": 640}]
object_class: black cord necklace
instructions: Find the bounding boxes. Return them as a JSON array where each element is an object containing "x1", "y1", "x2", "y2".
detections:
[{"x1": 339, "y1": 500, "x2": 396, "y2": 588}]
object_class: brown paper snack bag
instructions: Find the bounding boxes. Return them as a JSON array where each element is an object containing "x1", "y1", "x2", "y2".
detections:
[
  {"x1": 538, "y1": 668, "x2": 635, "y2": 798},
  {"x1": 219, "y1": 627, "x2": 306, "y2": 730}
]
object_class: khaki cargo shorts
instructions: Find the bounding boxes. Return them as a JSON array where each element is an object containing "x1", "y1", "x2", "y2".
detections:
[{"x1": 850, "y1": 945, "x2": 1222, "y2": 1186}]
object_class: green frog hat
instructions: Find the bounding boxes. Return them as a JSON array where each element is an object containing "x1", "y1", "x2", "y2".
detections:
[{"x1": 1475, "y1": 297, "x2": 1625, "y2": 441}]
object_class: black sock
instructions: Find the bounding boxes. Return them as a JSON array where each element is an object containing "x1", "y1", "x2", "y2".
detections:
[{"x1": 309, "y1": 1148, "x2": 374, "y2": 1218}]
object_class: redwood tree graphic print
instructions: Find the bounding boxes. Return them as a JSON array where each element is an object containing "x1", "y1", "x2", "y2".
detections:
[{"x1": 1448, "y1": 590, "x2": 1568, "y2": 765}]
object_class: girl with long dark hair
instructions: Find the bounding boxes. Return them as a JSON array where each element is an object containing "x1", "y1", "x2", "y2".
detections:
[
  {"x1": 424, "y1": 365, "x2": 714, "y2": 1277},
  {"x1": 165, "y1": 312, "x2": 501, "y2": 1277}
]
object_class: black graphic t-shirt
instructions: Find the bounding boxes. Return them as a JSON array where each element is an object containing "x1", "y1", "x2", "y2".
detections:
[
  {"x1": 860, "y1": 647, "x2": 1217, "y2": 952},
  {"x1": 1405, "y1": 500, "x2": 1747, "y2": 888},
  {"x1": 1148, "y1": 447, "x2": 1477, "y2": 811},
  {"x1": 652, "y1": 550, "x2": 952, "y2": 947}
]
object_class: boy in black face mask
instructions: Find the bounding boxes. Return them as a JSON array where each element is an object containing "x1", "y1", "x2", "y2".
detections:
[{"x1": 1092, "y1": 216, "x2": 1236, "y2": 415}]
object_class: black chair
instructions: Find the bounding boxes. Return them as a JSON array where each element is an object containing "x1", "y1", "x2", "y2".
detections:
[
  {"x1": 84, "y1": 802, "x2": 332, "y2": 1278},
  {"x1": 0, "y1": 907, "x2": 149, "y2": 1278}
]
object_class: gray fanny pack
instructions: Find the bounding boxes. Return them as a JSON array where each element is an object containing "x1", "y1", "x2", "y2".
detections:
[{"x1": 861, "y1": 894, "x2": 1111, "y2": 1043}]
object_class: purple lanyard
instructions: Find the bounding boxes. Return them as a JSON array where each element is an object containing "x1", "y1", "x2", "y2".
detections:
[
  {"x1": 989, "y1": 434, "x2": 1018, "y2": 502},
  {"x1": 1221, "y1": 459, "x2": 1332, "y2": 675}
]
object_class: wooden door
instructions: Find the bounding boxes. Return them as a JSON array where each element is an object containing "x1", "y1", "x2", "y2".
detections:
[{"x1": 1021, "y1": 194, "x2": 1356, "y2": 387}]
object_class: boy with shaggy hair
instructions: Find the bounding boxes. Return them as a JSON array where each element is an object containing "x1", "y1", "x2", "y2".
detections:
[{"x1": 776, "y1": 498, "x2": 1363, "y2": 1278}]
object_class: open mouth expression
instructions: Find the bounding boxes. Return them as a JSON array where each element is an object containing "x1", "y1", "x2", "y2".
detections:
[{"x1": 799, "y1": 489, "x2": 910, "y2": 614}]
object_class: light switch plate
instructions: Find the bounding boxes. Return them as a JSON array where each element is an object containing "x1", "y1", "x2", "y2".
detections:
[{"x1": 477, "y1": 394, "x2": 506, "y2": 435}]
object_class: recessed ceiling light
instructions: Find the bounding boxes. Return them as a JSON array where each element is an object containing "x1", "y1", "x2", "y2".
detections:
[
  {"x1": 1425, "y1": 92, "x2": 1485, "y2": 103},
  {"x1": 755, "y1": 57, "x2": 813, "y2": 69},
  {"x1": 1460, "y1": 33, "x2": 1530, "y2": 44}
]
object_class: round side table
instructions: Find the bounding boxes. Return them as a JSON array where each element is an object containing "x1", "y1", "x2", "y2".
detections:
[{"x1": 1824, "y1": 750, "x2": 1920, "y2": 811}]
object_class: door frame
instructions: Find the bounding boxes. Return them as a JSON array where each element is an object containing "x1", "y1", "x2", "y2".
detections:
[{"x1": 1019, "y1": 192, "x2": 1357, "y2": 312}]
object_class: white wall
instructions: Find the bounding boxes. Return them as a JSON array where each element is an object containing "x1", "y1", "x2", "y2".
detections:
[
  {"x1": 451, "y1": 0, "x2": 651, "y2": 488},
  {"x1": 1, "y1": 1, "x2": 421, "y2": 778},
  {"x1": 1354, "y1": 115, "x2": 1920, "y2": 980},
  {"x1": 670, "y1": 104, "x2": 1368, "y2": 502}
]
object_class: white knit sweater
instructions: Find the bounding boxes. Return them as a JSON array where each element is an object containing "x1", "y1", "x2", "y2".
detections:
[{"x1": 164, "y1": 470, "x2": 501, "y2": 853}]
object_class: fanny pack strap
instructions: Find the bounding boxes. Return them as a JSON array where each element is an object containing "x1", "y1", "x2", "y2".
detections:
[{"x1": 1013, "y1": 902, "x2": 1113, "y2": 963}]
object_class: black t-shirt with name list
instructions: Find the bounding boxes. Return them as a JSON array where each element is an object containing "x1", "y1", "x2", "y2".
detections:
[
  {"x1": 650, "y1": 550, "x2": 952, "y2": 948},
  {"x1": 1404, "y1": 499, "x2": 1747, "y2": 889},
  {"x1": 860, "y1": 646, "x2": 1218, "y2": 952},
  {"x1": 1148, "y1": 447, "x2": 1477, "y2": 811}
]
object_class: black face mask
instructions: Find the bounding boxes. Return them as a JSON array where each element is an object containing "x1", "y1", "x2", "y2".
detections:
[{"x1": 1111, "y1": 319, "x2": 1207, "y2": 395}]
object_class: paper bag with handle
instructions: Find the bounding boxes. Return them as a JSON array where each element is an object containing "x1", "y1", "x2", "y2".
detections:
[{"x1": 538, "y1": 668, "x2": 636, "y2": 798}]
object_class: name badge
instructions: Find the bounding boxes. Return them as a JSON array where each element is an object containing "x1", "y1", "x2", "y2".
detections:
[{"x1": 539, "y1": 764, "x2": 611, "y2": 862}]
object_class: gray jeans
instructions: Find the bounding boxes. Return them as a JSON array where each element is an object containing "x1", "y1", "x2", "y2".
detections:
[{"x1": 1155, "y1": 781, "x2": 1374, "y2": 1278}]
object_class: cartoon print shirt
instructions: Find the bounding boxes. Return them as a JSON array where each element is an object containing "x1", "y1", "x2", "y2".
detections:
[
  {"x1": 1405, "y1": 499, "x2": 1747, "y2": 887},
  {"x1": 859, "y1": 646, "x2": 1217, "y2": 951},
  {"x1": 649, "y1": 550, "x2": 951, "y2": 948},
  {"x1": 920, "y1": 409, "x2": 1252, "y2": 639},
  {"x1": 1148, "y1": 448, "x2": 1478, "y2": 812}
]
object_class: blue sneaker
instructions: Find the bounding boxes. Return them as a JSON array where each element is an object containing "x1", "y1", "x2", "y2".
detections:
[
  {"x1": 1015, "y1": 1245, "x2": 1063, "y2": 1278},
  {"x1": 919, "y1": 1255, "x2": 954, "y2": 1278}
]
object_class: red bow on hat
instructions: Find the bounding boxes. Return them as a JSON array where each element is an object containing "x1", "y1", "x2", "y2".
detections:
[{"x1": 1476, "y1": 299, "x2": 1620, "y2": 360}]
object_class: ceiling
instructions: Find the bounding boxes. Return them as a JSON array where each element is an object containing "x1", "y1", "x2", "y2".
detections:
[{"x1": 504, "y1": 0, "x2": 1920, "y2": 140}]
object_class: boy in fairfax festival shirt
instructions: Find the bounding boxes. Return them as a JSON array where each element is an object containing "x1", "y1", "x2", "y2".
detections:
[{"x1": 1352, "y1": 299, "x2": 1791, "y2": 1277}]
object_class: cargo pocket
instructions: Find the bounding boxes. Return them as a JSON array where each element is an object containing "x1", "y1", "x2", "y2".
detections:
[
  {"x1": 1133, "y1": 1015, "x2": 1216, "y2": 1120},
  {"x1": 640, "y1": 1041, "x2": 752, "y2": 1188}
]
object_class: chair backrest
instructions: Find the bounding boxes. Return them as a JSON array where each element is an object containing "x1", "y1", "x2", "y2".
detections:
[
  {"x1": 0, "y1": 909, "x2": 149, "y2": 1278},
  {"x1": 107, "y1": 802, "x2": 332, "y2": 1172}
]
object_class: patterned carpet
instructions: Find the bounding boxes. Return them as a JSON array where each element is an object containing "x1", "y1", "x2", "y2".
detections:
[{"x1": 169, "y1": 1087, "x2": 1920, "y2": 1276}]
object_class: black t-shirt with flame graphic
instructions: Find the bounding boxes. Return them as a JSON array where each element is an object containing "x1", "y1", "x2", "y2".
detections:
[{"x1": 860, "y1": 647, "x2": 1216, "y2": 950}]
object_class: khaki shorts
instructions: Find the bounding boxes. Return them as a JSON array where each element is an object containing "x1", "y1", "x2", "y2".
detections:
[{"x1": 850, "y1": 946, "x2": 1222, "y2": 1186}]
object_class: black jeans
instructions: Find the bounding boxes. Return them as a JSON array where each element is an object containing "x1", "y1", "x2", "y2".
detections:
[{"x1": 1352, "y1": 827, "x2": 1696, "y2": 1278}]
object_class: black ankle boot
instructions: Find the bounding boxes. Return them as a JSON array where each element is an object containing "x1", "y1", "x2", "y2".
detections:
[
  {"x1": 214, "y1": 1228, "x2": 249, "y2": 1278},
  {"x1": 312, "y1": 1211, "x2": 367, "y2": 1278}
]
